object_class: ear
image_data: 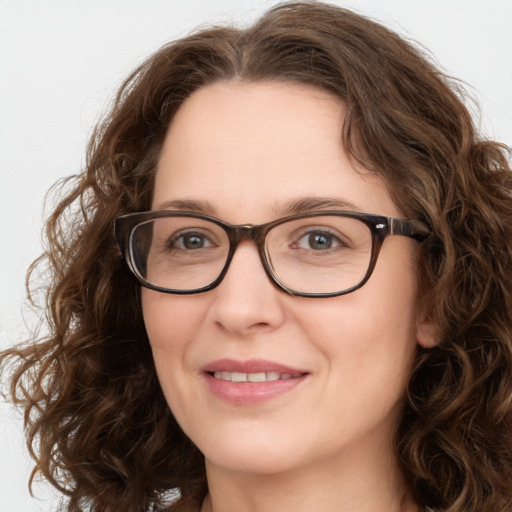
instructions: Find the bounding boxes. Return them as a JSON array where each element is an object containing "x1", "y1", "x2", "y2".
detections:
[{"x1": 416, "y1": 312, "x2": 440, "y2": 348}]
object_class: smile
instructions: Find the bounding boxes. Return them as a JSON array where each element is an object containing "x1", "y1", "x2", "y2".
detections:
[
  {"x1": 202, "y1": 359, "x2": 309, "y2": 405},
  {"x1": 212, "y1": 371, "x2": 302, "y2": 382}
]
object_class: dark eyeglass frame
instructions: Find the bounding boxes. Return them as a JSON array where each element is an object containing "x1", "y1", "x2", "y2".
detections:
[{"x1": 115, "y1": 210, "x2": 430, "y2": 298}]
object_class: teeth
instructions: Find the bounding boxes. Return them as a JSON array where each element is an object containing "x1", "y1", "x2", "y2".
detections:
[
  {"x1": 213, "y1": 371, "x2": 300, "y2": 382},
  {"x1": 247, "y1": 372, "x2": 266, "y2": 382}
]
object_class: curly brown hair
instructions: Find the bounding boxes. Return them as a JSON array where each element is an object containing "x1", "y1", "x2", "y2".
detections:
[{"x1": 2, "y1": 2, "x2": 512, "y2": 511}]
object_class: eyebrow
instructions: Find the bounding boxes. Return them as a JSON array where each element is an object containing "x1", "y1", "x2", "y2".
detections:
[
  {"x1": 156, "y1": 199, "x2": 215, "y2": 213},
  {"x1": 155, "y1": 196, "x2": 362, "y2": 216},
  {"x1": 280, "y1": 197, "x2": 362, "y2": 215}
]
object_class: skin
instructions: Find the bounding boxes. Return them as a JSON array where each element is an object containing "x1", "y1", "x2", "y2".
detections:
[{"x1": 142, "y1": 81, "x2": 435, "y2": 512}]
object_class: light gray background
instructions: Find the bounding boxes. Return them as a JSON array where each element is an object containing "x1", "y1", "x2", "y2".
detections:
[{"x1": 1, "y1": 0, "x2": 511, "y2": 510}]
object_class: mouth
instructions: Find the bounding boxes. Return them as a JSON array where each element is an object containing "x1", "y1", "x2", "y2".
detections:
[
  {"x1": 202, "y1": 359, "x2": 309, "y2": 405},
  {"x1": 210, "y1": 371, "x2": 305, "y2": 382}
]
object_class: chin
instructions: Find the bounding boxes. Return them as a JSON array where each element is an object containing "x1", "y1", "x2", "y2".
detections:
[
  {"x1": 193, "y1": 423, "x2": 318, "y2": 476},
  {"x1": 204, "y1": 447, "x2": 301, "y2": 476}
]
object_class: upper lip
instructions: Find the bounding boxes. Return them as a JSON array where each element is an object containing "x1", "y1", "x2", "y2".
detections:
[{"x1": 202, "y1": 358, "x2": 307, "y2": 375}]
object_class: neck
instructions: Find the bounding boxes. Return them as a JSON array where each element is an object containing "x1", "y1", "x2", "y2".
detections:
[{"x1": 200, "y1": 445, "x2": 418, "y2": 512}]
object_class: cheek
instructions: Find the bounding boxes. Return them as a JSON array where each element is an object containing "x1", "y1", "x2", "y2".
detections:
[
  {"x1": 294, "y1": 248, "x2": 419, "y2": 380},
  {"x1": 297, "y1": 295, "x2": 417, "y2": 371},
  {"x1": 142, "y1": 291, "x2": 206, "y2": 350},
  {"x1": 141, "y1": 291, "x2": 209, "y2": 400},
  {"x1": 141, "y1": 291, "x2": 210, "y2": 418}
]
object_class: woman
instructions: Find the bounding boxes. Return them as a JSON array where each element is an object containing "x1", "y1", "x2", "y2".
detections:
[{"x1": 2, "y1": 2, "x2": 512, "y2": 511}]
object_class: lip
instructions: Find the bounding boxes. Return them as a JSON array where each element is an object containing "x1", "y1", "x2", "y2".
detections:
[
  {"x1": 202, "y1": 358, "x2": 306, "y2": 374},
  {"x1": 201, "y1": 358, "x2": 309, "y2": 406}
]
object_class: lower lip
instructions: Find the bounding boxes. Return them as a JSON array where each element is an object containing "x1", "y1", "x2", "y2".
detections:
[{"x1": 203, "y1": 373, "x2": 308, "y2": 405}]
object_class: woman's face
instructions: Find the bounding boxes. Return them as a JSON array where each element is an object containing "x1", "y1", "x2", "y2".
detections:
[{"x1": 142, "y1": 81, "x2": 434, "y2": 478}]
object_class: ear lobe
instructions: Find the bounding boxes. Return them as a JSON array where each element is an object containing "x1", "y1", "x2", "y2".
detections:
[{"x1": 416, "y1": 315, "x2": 440, "y2": 348}]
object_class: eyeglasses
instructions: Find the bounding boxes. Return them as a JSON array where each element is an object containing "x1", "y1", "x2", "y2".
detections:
[{"x1": 115, "y1": 210, "x2": 430, "y2": 298}]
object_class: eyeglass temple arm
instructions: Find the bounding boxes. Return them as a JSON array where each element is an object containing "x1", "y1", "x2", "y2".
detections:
[{"x1": 388, "y1": 218, "x2": 431, "y2": 241}]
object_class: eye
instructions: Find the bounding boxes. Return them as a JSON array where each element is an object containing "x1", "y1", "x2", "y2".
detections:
[
  {"x1": 168, "y1": 231, "x2": 214, "y2": 250},
  {"x1": 296, "y1": 230, "x2": 342, "y2": 251}
]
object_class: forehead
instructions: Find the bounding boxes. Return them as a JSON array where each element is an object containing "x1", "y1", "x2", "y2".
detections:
[{"x1": 153, "y1": 81, "x2": 398, "y2": 222}]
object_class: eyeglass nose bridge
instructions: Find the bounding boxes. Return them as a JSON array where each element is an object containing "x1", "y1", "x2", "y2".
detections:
[
  {"x1": 215, "y1": 223, "x2": 284, "y2": 293},
  {"x1": 228, "y1": 223, "x2": 268, "y2": 245}
]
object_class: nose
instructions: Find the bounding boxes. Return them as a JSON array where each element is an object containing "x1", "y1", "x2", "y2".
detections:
[{"x1": 210, "y1": 241, "x2": 286, "y2": 336}]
